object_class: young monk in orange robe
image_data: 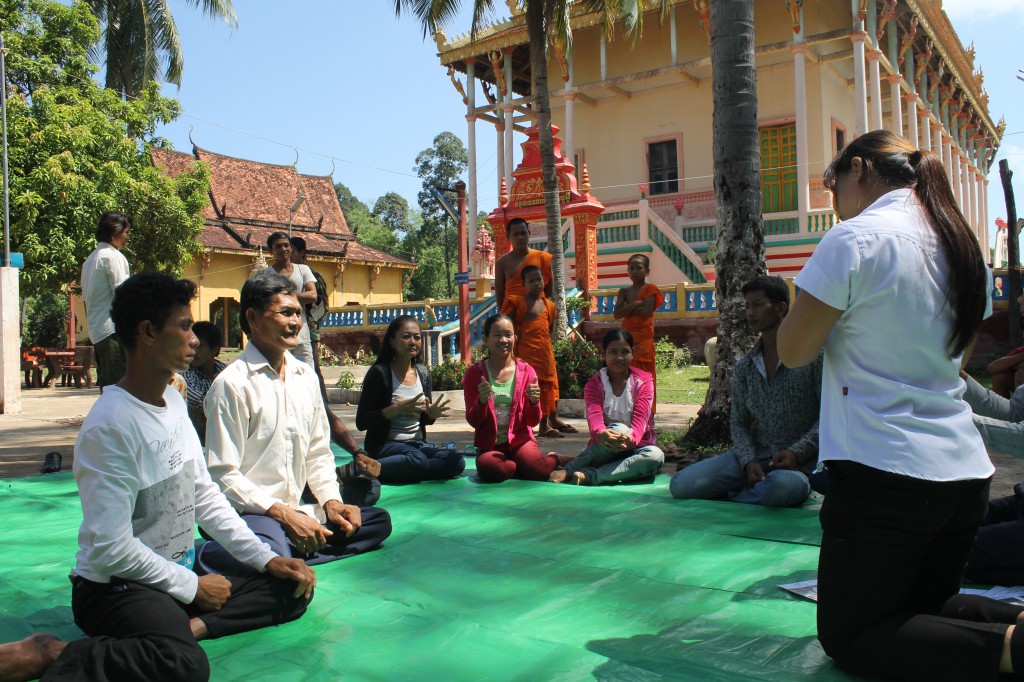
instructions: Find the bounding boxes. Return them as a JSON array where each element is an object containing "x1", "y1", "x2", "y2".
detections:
[
  {"x1": 615, "y1": 254, "x2": 664, "y2": 408},
  {"x1": 502, "y1": 265, "x2": 576, "y2": 437}
]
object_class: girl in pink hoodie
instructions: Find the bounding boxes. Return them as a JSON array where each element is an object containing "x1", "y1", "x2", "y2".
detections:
[{"x1": 464, "y1": 315, "x2": 560, "y2": 482}]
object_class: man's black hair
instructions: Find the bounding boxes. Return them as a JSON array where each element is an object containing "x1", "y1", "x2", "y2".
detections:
[
  {"x1": 240, "y1": 269, "x2": 297, "y2": 335},
  {"x1": 520, "y1": 265, "x2": 543, "y2": 283},
  {"x1": 741, "y1": 275, "x2": 789, "y2": 306},
  {"x1": 191, "y1": 321, "x2": 223, "y2": 349},
  {"x1": 112, "y1": 273, "x2": 196, "y2": 350},
  {"x1": 267, "y1": 231, "x2": 291, "y2": 249},
  {"x1": 289, "y1": 236, "x2": 307, "y2": 252},
  {"x1": 96, "y1": 211, "x2": 132, "y2": 243},
  {"x1": 506, "y1": 218, "x2": 529, "y2": 236}
]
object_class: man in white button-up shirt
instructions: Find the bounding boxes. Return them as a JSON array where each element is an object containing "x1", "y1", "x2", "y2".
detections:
[{"x1": 200, "y1": 270, "x2": 391, "y2": 574}]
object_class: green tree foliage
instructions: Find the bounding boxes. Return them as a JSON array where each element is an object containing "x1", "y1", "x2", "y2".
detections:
[
  {"x1": 22, "y1": 290, "x2": 68, "y2": 347},
  {"x1": 403, "y1": 132, "x2": 467, "y2": 300},
  {"x1": 5, "y1": 0, "x2": 210, "y2": 298},
  {"x1": 334, "y1": 182, "x2": 369, "y2": 216},
  {"x1": 334, "y1": 182, "x2": 405, "y2": 258},
  {"x1": 85, "y1": 0, "x2": 237, "y2": 99},
  {"x1": 373, "y1": 192, "x2": 413, "y2": 235}
]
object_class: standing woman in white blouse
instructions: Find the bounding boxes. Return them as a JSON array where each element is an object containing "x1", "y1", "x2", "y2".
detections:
[{"x1": 778, "y1": 129, "x2": 1021, "y2": 679}]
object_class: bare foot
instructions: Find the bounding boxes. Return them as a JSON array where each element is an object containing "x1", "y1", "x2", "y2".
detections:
[
  {"x1": 548, "y1": 470, "x2": 568, "y2": 483},
  {"x1": 190, "y1": 618, "x2": 209, "y2": 641},
  {"x1": 354, "y1": 453, "x2": 381, "y2": 478},
  {"x1": 0, "y1": 633, "x2": 66, "y2": 682}
]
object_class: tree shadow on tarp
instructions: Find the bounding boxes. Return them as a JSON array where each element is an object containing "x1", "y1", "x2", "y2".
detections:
[
  {"x1": 0, "y1": 605, "x2": 78, "y2": 643},
  {"x1": 587, "y1": 619, "x2": 868, "y2": 681}
]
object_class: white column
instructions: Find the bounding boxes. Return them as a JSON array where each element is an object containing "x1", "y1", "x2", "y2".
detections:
[
  {"x1": 932, "y1": 122, "x2": 942, "y2": 156},
  {"x1": 961, "y1": 154, "x2": 971, "y2": 228},
  {"x1": 852, "y1": 32, "x2": 869, "y2": 136},
  {"x1": 906, "y1": 95, "x2": 919, "y2": 147},
  {"x1": 466, "y1": 59, "x2": 478, "y2": 249},
  {"x1": 503, "y1": 50, "x2": 514, "y2": 185},
  {"x1": 867, "y1": 50, "x2": 883, "y2": 131},
  {"x1": 888, "y1": 75, "x2": 903, "y2": 136},
  {"x1": 670, "y1": 6, "x2": 678, "y2": 65},
  {"x1": 969, "y1": 165, "x2": 979, "y2": 235},
  {"x1": 793, "y1": 42, "x2": 809, "y2": 231},
  {"x1": 564, "y1": 44, "x2": 576, "y2": 169},
  {"x1": 948, "y1": 142, "x2": 959, "y2": 205},
  {"x1": 943, "y1": 136, "x2": 954, "y2": 191},
  {"x1": 0, "y1": 268, "x2": 21, "y2": 414},
  {"x1": 496, "y1": 119, "x2": 505, "y2": 196},
  {"x1": 920, "y1": 112, "x2": 932, "y2": 151}
]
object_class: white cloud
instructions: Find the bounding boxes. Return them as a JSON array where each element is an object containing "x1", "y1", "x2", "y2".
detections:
[{"x1": 942, "y1": 0, "x2": 1024, "y2": 19}]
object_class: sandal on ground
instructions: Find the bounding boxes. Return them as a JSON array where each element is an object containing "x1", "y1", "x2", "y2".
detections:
[
  {"x1": 555, "y1": 423, "x2": 579, "y2": 434},
  {"x1": 538, "y1": 429, "x2": 564, "y2": 438}
]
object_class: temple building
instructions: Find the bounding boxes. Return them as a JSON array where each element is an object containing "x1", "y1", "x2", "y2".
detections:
[
  {"x1": 73, "y1": 146, "x2": 414, "y2": 346},
  {"x1": 436, "y1": 0, "x2": 1002, "y2": 291}
]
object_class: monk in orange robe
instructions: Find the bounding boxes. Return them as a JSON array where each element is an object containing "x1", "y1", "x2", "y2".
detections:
[
  {"x1": 502, "y1": 265, "x2": 576, "y2": 437},
  {"x1": 495, "y1": 218, "x2": 552, "y2": 305},
  {"x1": 615, "y1": 254, "x2": 664, "y2": 407}
]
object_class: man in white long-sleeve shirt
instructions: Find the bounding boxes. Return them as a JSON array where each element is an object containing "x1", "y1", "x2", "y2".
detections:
[
  {"x1": 199, "y1": 269, "x2": 390, "y2": 575},
  {"x1": 0, "y1": 273, "x2": 315, "y2": 682}
]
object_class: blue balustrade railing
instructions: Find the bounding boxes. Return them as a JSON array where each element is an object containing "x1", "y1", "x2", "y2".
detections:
[{"x1": 685, "y1": 288, "x2": 717, "y2": 312}]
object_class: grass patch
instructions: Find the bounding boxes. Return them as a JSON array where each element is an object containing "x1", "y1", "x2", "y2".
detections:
[{"x1": 657, "y1": 364, "x2": 710, "y2": 405}]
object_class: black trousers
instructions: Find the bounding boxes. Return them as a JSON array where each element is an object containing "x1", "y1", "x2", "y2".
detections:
[
  {"x1": 42, "y1": 573, "x2": 309, "y2": 682},
  {"x1": 817, "y1": 460, "x2": 1019, "y2": 681},
  {"x1": 967, "y1": 482, "x2": 1024, "y2": 586}
]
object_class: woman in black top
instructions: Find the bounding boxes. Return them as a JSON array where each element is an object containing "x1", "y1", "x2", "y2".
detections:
[{"x1": 356, "y1": 315, "x2": 463, "y2": 483}]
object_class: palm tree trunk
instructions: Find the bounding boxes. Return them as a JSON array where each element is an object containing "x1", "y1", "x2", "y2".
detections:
[
  {"x1": 526, "y1": 0, "x2": 568, "y2": 338},
  {"x1": 686, "y1": 0, "x2": 766, "y2": 445}
]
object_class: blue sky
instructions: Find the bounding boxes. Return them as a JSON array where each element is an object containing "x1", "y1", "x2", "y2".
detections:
[{"x1": 156, "y1": 0, "x2": 1022, "y2": 242}]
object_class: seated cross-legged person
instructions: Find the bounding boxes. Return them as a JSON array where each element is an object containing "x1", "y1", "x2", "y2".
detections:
[
  {"x1": 550, "y1": 329, "x2": 664, "y2": 486},
  {"x1": 356, "y1": 315, "x2": 464, "y2": 484},
  {"x1": 0, "y1": 273, "x2": 315, "y2": 682},
  {"x1": 670, "y1": 276, "x2": 822, "y2": 507},
  {"x1": 466, "y1": 314, "x2": 564, "y2": 482},
  {"x1": 199, "y1": 270, "x2": 391, "y2": 574},
  {"x1": 961, "y1": 356, "x2": 1024, "y2": 585}
]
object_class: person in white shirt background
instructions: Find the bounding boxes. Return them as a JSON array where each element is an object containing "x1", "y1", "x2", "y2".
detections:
[{"x1": 80, "y1": 211, "x2": 132, "y2": 388}]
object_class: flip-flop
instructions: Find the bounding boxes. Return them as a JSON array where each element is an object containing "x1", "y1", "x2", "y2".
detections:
[
  {"x1": 538, "y1": 429, "x2": 565, "y2": 438},
  {"x1": 555, "y1": 423, "x2": 579, "y2": 434}
]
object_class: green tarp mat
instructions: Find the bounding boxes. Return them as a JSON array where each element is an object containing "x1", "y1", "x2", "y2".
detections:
[{"x1": 0, "y1": 453, "x2": 865, "y2": 681}]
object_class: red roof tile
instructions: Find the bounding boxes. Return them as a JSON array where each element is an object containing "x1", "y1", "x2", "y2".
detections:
[{"x1": 152, "y1": 147, "x2": 412, "y2": 267}]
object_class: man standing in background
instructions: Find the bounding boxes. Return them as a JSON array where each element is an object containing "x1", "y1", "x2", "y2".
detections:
[{"x1": 80, "y1": 211, "x2": 131, "y2": 389}]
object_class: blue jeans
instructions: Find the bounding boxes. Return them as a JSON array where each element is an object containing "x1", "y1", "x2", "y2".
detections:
[
  {"x1": 669, "y1": 449, "x2": 810, "y2": 507},
  {"x1": 373, "y1": 440, "x2": 465, "y2": 484},
  {"x1": 566, "y1": 423, "x2": 664, "y2": 485},
  {"x1": 196, "y1": 506, "x2": 393, "y2": 575}
]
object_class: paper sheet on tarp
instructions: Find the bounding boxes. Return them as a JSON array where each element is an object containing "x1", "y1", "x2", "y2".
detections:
[{"x1": 0, "y1": 452, "x2": 861, "y2": 680}]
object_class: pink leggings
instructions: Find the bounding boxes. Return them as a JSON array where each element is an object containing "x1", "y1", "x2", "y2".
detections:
[{"x1": 476, "y1": 441, "x2": 557, "y2": 483}]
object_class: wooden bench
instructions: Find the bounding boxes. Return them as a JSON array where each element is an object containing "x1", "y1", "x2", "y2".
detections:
[
  {"x1": 60, "y1": 346, "x2": 94, "y2": 388},
  {"x1": 21, "y1": 348, "x2": 45, "y2": 388}
]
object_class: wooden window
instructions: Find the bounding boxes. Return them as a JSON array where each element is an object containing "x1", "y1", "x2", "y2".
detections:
[
  {"x1": 832, "y1": 119, "x2": 847, "y2": 157},
  {"x1": 647, "y1": 139, "x2": 679, "y2": 196},
  {"x1": 760, "y1": 123, "x2": 797, "y2": 213}
]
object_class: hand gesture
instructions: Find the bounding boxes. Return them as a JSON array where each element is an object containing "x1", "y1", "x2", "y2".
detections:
[
  {"x1": 745, "y1": 461, "x2": 766, "y2": 486},
  {"x1": 598, "y1": 429, "x2": 631, "y2": 452},
  {"x1": 477, "y1": 377, "x2": 492, "y2": 404},
  {"x1": 389, "y1": 393, "x2": 425, "y2": 418},
  {"x1": 270, "y1": 503, "x2": 332, "y2": 554},
  {"x1": 324, "y1": 500, "x2": 362, "y2": 538},
  {"x1": 265, "y1": 556, "x2": 317, "y2": 600},
  {"x1": 193, "y1": 574, "x2": 232, "y2": 612},
  {"x1": 526, "y1": 379, "x2": 541, "y2": 404},
  {"x1": 354, "y1": 452, "x2": 381, "y2": 478},
  {"x1": 425, "y1": 395, "x2": 450, "y2": 420},
  {"x1": 771, "y1": 450, "x2": 797, "y2": 470}
]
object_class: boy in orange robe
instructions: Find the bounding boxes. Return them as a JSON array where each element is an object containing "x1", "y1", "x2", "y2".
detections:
[
  {"x1": 615, "y1": 254, "x2": 664, "y2": 406},
  {"x1": 502, "y1": 265, "x2": 577, "y2": 437}
]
